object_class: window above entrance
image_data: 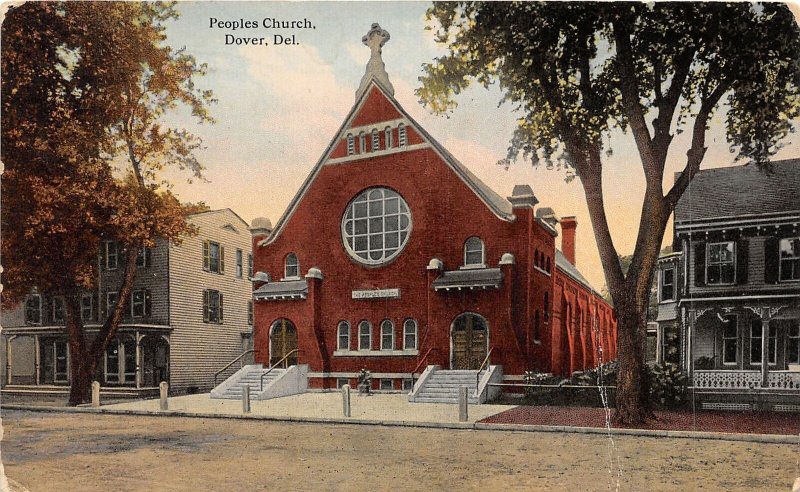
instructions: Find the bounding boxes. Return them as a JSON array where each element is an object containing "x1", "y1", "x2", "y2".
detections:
[{"x1": 342, "y1": 187, "x2": 411, "y2": 265}]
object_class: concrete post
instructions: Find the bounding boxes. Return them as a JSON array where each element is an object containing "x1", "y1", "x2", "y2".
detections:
[
  {"x1": 459, "y1": 385, "x2": 469, "y2": 422},
  {"x1": 159, "y1": 381, "x2": 169, "y2": 410},
  {"x1": 91, "y1": 381, "x2": 101, "y2": 408},
  {"x1": 342, "y1": 384, "x2": 351, "y2": 417},
  {"x1": 242, "y1": 385, "x2": 251, "y2": 414}
]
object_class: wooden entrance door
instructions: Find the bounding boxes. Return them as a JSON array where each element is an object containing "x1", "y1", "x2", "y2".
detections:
[
  {"x1": 451, "y1": 313, "x2": 488, "y2": 369},
  {"x1": 270, "y1": 319, "x2": 298, "y2": 367}
]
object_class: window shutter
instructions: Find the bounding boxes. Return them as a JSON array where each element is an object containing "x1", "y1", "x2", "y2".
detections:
[
  {"x1": 145, "y1": 247, "x2": 152, "y2": 268},
  {"x1": 735, "y1": 238, "x2": 749, "y2": 285},
  {"x1": 202, "y1": 240, "x2": 210, "y2": 271},
  {"x1": 220, "y1": 246, "x2": 225, "y2": 273},
  {"x1": 218, "y1": 292, "x2": 224, "y2": 322},
  {"x1": 202, "y1": 290, "x2": 209, "y2": 322},
  {"x1": 100, "y1": 244, "x2": 107, "y2": 270},
  {"x1": 764, "y1": 236, "x2": 780, "y2": 284},
  {"x1": 694, "y1": 242, "x2": 706, "y2": 286},
  {"x1": 145, "y1": 290, "x2": 152, "y2": 317}
]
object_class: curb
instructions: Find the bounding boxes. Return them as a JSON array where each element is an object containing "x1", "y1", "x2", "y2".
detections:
[{"x1": 4, "y1": 403, "x2": 798, "y2": 444}]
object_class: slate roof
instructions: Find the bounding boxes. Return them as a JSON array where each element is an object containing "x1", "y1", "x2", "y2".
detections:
[
  {"x1": 674, "y1": 158, "x2": 800, "y2": 223},
  {"x1": 432, "y1": 268, "x2": 503, "y2": 290},
  {"x1": 555, "y1": 249, "x2": 596, "y2": 293},
  {"x1": 252, "y1": 279, "x2": 308, "y2": 299}
]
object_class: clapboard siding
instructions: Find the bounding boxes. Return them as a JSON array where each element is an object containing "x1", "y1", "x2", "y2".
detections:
[
  {"x1": 168, "y1": 209, "x2": 251, "y2": 392},
  {"x1": 98, "y1": 239, "x2": 170, "y2": 325}
]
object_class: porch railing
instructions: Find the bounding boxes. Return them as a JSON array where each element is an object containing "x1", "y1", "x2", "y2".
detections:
[{"x1": 693, "y1": 370, "x2": 800, "y2": 390}]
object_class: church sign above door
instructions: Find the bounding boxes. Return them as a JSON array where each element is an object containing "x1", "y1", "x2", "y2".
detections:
[{"x1": 352, "y1": 288, "x2": 400, "y2": 300}]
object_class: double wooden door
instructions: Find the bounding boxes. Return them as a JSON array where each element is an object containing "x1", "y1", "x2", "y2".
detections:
[
  {"x1": 270, "y1": 318, "x2": 298, "y2": 367},
  {"x1": 451, "y1": 313, "x2": 488, "y2": 370}
]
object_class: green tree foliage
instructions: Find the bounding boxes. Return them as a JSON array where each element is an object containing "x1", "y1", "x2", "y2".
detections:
[
  {"x1": 1, "y1": 2, "x2": 214, "y2": 404},
  {"x1": 418, "y1": 2, "x2": 800, "y2": 423}
]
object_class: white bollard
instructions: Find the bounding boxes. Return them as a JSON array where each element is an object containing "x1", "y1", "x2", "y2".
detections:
[
  {"x1": 91, "y1": 381, "x2": 101, "y2": 408},
  {"x1": 342, "y1": 384, "x2": 351, "y2": 417},
  {"x1": 459, "y1": 385, "x2": 469, "y2": 422},
  {"x1": 159, "y1": 381, "x2": 169, "y2": 410},
  {"x1": 242, "y1": 385, "x2": 251, "y2": 414}
]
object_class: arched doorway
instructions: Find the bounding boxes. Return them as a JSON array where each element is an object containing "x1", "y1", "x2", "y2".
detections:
[
  {"x1": 140, "y1": 335, "x2": 169, "y2": 387},
  {"x1": 451, "y1": 313, "x2": 488, "y2": 370},
  {"x1": 270, "y1": 318, "x2": 298, "y2": 367}
]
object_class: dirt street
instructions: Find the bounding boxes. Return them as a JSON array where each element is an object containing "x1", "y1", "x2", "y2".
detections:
[{"x1": 1, "y1": 410, "x2": 798, "y2": 491}]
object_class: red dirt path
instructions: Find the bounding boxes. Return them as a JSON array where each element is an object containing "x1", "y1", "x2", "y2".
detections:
[{"x1": 480, "y1": 405, "x2": 800, "y2": 436}]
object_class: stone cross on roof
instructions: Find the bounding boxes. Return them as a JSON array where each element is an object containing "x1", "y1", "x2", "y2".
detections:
[{"x1": 355, "y1": 23, "x2": 395, "y2": 100}]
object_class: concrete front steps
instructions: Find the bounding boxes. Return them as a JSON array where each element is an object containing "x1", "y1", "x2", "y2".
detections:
[
  {"x1": 409, "y1": 368, "x2": 483, "y2": 404},
  {"x1": 210, "y1": 364, "x2": 308, "y2": 400}
]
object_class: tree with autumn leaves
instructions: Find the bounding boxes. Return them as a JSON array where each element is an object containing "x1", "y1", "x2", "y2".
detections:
[
  {"x1": 2, "y1": 2, "x2": 214, "y2": 404},
  {"x1": 418, "y1": 2, "x2": 800, "y2": 423}
]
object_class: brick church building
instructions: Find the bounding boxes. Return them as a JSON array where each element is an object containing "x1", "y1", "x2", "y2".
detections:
[{"x1": 249, "y1": 24, "x2": 616, "y2": 393}]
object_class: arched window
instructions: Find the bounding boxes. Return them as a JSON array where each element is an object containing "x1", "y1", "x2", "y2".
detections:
[
  {"x1": 346, "y1": 133, "x2": 354, "y2": 155},
  {"x1": 546, "y1": 256, "x2": 551, "y2": 272},
  {"x1": 384, "y1": 126, "x2": 393, "y2": 148},
  {"x1": 534, "y1": 249, "x2": 540, "y2": 268},
  {"x1": 358, "y1": 320, "x2": 372, "y2": 350},
  {"x1": 464, "y1": 236, "x2": 485, "y2": 266},
  {"x1": 337, "y1": 321, "x2": 350, "y2": 350},
  {"x1": 403, "y1": 319, "x2": 418, "y2": 350},
  {"x1": 380, "y1": 319, "x2": 394, "y2": 350},
  {"x1": 371, "y1": 128, "x2": 379, "y2": 152},
  {"x1": 534, "y1": 310, "x2": 541, "y2": 342},
  {"x1": 284, "y1": 253, "x2": 299, "y2": 278},
  {"x1": 544, "y1": 293, "x2": 550, "y2": 321},
  {"x1": 359, "y1": 132, "x2": 366, "y2": 154},
  {"x1": 398, "y1": 123, "x2": 407, "y2": 147}
]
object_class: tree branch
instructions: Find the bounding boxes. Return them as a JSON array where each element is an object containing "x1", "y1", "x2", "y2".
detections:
[{"x1": 652, "y1": 48, "x2": 695, "y2": 165}]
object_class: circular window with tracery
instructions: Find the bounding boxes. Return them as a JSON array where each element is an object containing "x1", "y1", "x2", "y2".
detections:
[{"x1": 342, "y1": 187, "x2": 411, "y2": 265}]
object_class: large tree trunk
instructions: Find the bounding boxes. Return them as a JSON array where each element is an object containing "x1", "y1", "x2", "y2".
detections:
[
  {"x1": 612, "y1": 294, "x2": 653, "y2": 424},
  {"x1": 65, "y1": 246, "x2": 140, "y2": 406},
  {"x1": 65, "y1": 293, "x2": 92, "y2": 405}
]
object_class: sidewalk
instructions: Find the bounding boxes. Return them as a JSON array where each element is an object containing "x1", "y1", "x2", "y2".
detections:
[{"x1": 100, "y1": 392, "x2": 513, "y2": 425}]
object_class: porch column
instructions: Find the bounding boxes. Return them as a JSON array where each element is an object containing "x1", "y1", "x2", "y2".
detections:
[
  {"x1": 686, "y1": 310, "x2": 695, "y2": 380},
  {"x1": 761, "y1": 317, "x2": 770, "y2": 388},
  {"x1": 135, "y1": 331, "x2": 141, "y2": 389},
  {"x1": 34, "y1": 335, "x2": 41, "y2": 385}
]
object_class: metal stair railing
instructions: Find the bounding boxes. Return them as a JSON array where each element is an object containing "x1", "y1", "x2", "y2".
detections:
[
  {"x1": 259, "y1": 349, "x2": 299, "y2": 392},
  {"x1": 213, "y1": 349, "x2": 255, "y2": 386},
  {"x1": 475, "y1": 347, "x2": 494, "y2": 392},
  {"x1": 411, "y1": 347, "x2": 438, "y2": 388}
]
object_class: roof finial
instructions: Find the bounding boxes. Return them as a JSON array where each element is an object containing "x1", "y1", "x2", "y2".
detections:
[{"x1": 355, "y1": 23, "x2": 394, "y2": 100}]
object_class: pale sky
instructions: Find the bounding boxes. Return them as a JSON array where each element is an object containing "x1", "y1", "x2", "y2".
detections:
[{"x1": 160, "y1": 1, "x2": 800, "y2": 290}]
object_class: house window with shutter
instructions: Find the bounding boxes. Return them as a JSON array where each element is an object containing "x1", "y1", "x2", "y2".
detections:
[
  {"x1": 104, "y1": 241, "x2": 119, "y2": 270},
  {"x1": 106, "y1": 292, "x2": 119, "y2": 317},
  {"x1": 706, "y1": 242, "x2": 735, "y2": 285},
  {"x1": 25, "y1": 294, "x2": 42, "y2": 326},
  {"x1": 248, "y1": 300, "x2": 253, "y2": 325},
  {"x1": 136, "y1": 247, "x2": 151, "y2": 268},
  {"x1": 81, "y1": 294, "x2": 94, "y2": 322},
  {"x1": 749, "y1": 319, "x2": 776, "y2": 365},
  {"x1": 659, "y1": 267, "x2": 675, "y2": 301},
  {"x1": 202, "y1": 240, "x2": 224, "y2": 274},
  {"x1": 779, "y1": 237, "x2": 800, "y2": 282},
  {"x1": 236, "y1": 249, "x2": 244, "y2": 278},
  {"x1": 52, "y1": 296, "x2": 65, "y2": 324},
  {"x1": 203, "y1": 289, "x2": 223, "y2": 324},
  {"x1": 788, "y1": 321, "x2": 800, "y2": 364},
  {"x1": 131, "y1": 289, "x2": 151, "y2": 318},
  {"x1": 722, "y1": 315, "x2": 738, "y2": 365}
]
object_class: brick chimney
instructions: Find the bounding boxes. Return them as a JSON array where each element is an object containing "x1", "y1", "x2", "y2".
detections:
[{"x1": 560, "y1": 216, "x2": 577, "y2": 265}]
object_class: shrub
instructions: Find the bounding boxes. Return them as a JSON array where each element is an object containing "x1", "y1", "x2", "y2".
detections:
[
  {"x1": 648, "y1": 363, "x2": 688, "y2": 408},
  {"x1": 694, "y1": 356, "x2": 715, "y2": 370}
]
